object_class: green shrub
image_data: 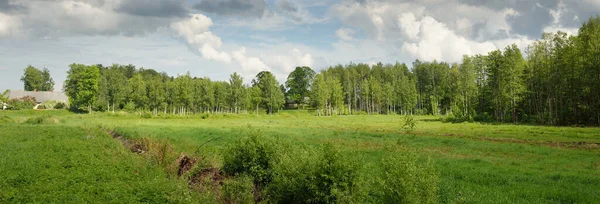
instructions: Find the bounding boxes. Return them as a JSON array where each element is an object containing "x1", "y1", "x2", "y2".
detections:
[
  {"x1": 54, "y1": 102, "x2": 67, "y2": 109},
  {"x1": 222, "y1": 131, "x2": 278, "y2": 188},
  {"x1": 222, "y1": 175, "x2": 255, "y2": 204},
  {"x1": 141, "y1": 112, "x2": 153, "y2": 119},
  {"x1": 123, "y1": 101, "x2": 136, "y2": 112},
  {"x1": 268, "y1": 144, "x2": 360, "y2": 203},
  {"x1": 8, "y1": 96, "x2": 37, "y2": 110},
  {"x1": 377, "y1": 145, "x2": 439, "y2": 204},
  {"x1": 200, "y1": 113, "x2": 210, "y2": 119},
  {"x1": 42, "y1": 100, "x2": 58, "y2": 109},
  {"x1": 403, "y1": 114, "x2": 417, "y2": 132}
]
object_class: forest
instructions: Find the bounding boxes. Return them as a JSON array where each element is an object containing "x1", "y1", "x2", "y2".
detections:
[{"x1": 16, "y1": 17, "x2": 600, "y2": 126}]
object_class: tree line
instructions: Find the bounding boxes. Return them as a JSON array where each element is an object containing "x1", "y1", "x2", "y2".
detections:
[
  {"x1": 306, "y1": 17, "x2": 600, "y2": 126},
  {"x1": 44, "y1": 16, "x2": 600, "y2": 125}
]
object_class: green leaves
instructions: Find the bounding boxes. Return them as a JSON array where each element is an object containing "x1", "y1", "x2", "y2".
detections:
[
  {"x1": 64, "y1": 64, "x2": 100, "y2": 112},
  {"x1": 21, "y1": 65, "x2": 54, "y2": 91}
]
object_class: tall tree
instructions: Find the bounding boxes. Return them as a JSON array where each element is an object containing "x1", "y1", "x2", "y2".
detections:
[
  {"x1": 253, "y1": 71, "x2": 285, "y2": 114},
  {"x1": 21, "y1": 65, "x2": 54, "y2": 91},
  {"x1": 229, "y1": 72, "x2": 244, "y2": 113},
  {"x1": 285, "y1": 66, "x2": 316, "y2": 107},
  {"x1": 64, "y1": 64, "x2": 100, "y2": 112}
]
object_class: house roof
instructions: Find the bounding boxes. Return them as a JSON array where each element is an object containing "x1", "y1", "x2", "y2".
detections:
[{"x1": 8, "y1": 90, "x2": 68, "y2": 103}]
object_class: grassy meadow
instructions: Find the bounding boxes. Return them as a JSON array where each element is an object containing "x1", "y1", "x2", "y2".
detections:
[{"x1": 1, "y1": 110, "x2": 599, "y2": 203}]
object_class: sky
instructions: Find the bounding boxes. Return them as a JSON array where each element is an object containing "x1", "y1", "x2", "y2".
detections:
[{"x1": 0, "y1": 0, "x2": 598, "y2": 91}]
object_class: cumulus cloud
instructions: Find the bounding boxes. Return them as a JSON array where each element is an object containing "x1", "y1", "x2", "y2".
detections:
[
  {"x1": 0, "y1": 0, "x2": 190, "y2": 38},
  {"x1": 398, "y1": 13, "x2": 497, "y2": 62},
  {"x1": 171, "y1": 14, "x2": 222, "y2": 48},
  {"x1": 170, "y1": 14, "x2": 313, "y2": 81},
  {"x1": 193, "y1": 0, "x2": 268, "y2": 18}
]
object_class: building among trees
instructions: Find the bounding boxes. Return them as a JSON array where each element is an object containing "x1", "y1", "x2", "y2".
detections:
[{"x1": 8, "y1": 90, "x2": 68, "y2": 104}]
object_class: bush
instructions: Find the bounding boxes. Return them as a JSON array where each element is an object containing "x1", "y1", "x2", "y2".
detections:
[
  {"x1": 42, "y1": 100, "x2": 58, "y2": 109},
  {"x1": 141, "y1": 112, "x2": 153, "y2": 119},
  {"x1": 222, "y1": 131, "x2": 278, "y2": 189},
  {"x1": 123, "y1": 101, "x2": 136, "y2": 112},
  {"x1": 54, "y1": 102, "x2": 67, "y2": 110},
  {"x1": 376, "y1": 145, "x2": 439, "y2": 204},
  {"x1": 222, "y1": 175, "x2": 255, "y2": 204},
  {"x1": 268, "y1": 144, "x2": 360, "y2": 203},
  {"x1": 8, "y1": 96, "x2": 37, "y2": 110},
  {"x1": 200, "y1": 113, "x2": 210, "y2": 119},
  {"x1": 403, "y1": 114, "x2": 417, "y2": 132}
]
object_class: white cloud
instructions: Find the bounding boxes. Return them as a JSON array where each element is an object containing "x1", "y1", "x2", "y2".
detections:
[
  {"x1": 0, "y1": 13, "x2": 22, "y2": 37},
  {"x1": 232, "y1": 47, "x2": 269, "y2": 76},
  {"x1": 171, "y1": 14, "x2": 222, "y2": 48},
  {"x1": 398, "y1": 13, "x2": 498, "y2": 62},
  {"x1": 336, "y1": 28, "x2": 355, "y2": 41},
  {"x1": 200, "y1": 44, "x2": 232, "y2": 63}
]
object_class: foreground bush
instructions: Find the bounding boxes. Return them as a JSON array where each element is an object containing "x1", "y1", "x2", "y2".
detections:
[
  {"x1": 376, "y1": 146, "x2": 439, "y2": 204},
  {"x1": 222, "y1": 131, "x2": 278, "y2": 189},
  {"x1": 268, "y1": 144, "x2": 360, "y2": 203},
  {"x1": 223, "y1": 132, "x2": 439, "y2": 203}
]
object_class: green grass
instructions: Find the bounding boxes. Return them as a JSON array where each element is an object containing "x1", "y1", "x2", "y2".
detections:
[
  {"x1": 0, "y1": 123, "x2": 197, "y2": 203},
  {"x1": 1, "y1": 110, "x2": 599, "y2": 203}
]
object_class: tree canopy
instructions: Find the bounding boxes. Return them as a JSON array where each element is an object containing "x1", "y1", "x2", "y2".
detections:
[{"x1": 21, "y1": 66, "x2": 54, "y2": 91}]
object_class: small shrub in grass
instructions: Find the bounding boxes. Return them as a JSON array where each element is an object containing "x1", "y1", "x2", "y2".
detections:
[
  {"x1": 141, "y1": 112, "x2": 153, "y2": 119},
  {"x1": 54, "y1": 102, "x2": 67, "y2": 109},
  {"x1": 23, "y1": 115, "x2": 60, "y2": 125},
  {"x1": 222, "y1": 131, "x2": 278, "y2": 189},
  {"x1": 123, "y1": 101, "x2": 136, "y2": 112},
  {"x1": 42, "y1": 100, "x2": 58, "y2": 109},
  {"x1": 200, "y1": 113, "x2": 210, "y2": 119},
  {"x1": 377, "y1": 145, "x2": 439, "y2": 204},
  {"x1": 222, "y1": 175, "x2": 255, "y2": 204},
  {"x1": 403, "y1": 114, "x2": 417, "y2": 132}
]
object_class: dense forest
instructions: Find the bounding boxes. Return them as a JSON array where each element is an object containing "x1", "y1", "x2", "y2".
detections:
[{"x1": 36, "y1": 17, "x2": 599, "y2": 126}]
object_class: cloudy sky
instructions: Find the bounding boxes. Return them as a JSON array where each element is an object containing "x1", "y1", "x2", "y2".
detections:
[{"x1": 0, "y1": 0, "x2": 598, "y2": 91}]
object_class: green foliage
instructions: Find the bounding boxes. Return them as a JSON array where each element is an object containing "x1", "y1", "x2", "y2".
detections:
[
  {"x1": 403, "y1": 114, "x2": 417, "y2": 132},
  {"x1": 7, "y1": 96, "x2": 36, "y2": 110},
  {"x1": 54, "y1": 102, "x2": 67, "y2": 110},
  {"x1": 21, "y1": 66, "x2": 54, "y2": 91},
  {"x1": 123, "y1": 101, "x2": 136, "y2": 112},
  {"x1": 269, "y1": 144, "x2": 360, "y2": 203},
  {"x1": 0, "y1": 89, "x2": 9, "y2": 104},
  {"x1": 222, "y1": 131, "x2": 278, "y2": 188},
  {"x1": 285, "y1": 66, "x2": 316, "y2": 105},
  {"x1": 253, "y1": 71, "x2": 285, "y2": 114},
  {"x1": 41, "y1": 100, "x2": 66, "y2": 110},
  {"x1": 141, "y1": 112, "x2": 153, "y2": 119},
  {"x1": 377, "y1": 145, "x2": 439, "y2": 204},
  {"x1": 23, "y1": 115, "x2": 61, "y2": 125},
  {"x1": 64, "y1": 64, "x2": 100, "y2": 112},
  {"x1": 222, "y1": 175, "x2": 255, "y2": 204}
]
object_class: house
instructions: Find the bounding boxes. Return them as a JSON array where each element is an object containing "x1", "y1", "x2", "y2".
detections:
[{"x1": 8, "y1": 90, "x2": 68, "y2": 104}]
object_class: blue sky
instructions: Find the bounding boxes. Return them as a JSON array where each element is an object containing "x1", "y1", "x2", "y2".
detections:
[{"x1": 0, "y1": 0, "x2": 598, "y2": 91}]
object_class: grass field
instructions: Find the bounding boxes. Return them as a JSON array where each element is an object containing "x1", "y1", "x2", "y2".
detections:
[{"x1": 1, "y1": 110, "x2": 599, "y2": 203}]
